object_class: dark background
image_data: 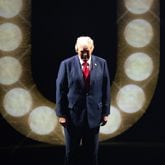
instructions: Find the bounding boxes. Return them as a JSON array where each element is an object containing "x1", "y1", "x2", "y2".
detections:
[{"x1": 0, "y1": 0, "x2": 164, "y2": 164}]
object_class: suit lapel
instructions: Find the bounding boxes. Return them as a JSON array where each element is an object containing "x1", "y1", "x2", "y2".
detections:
[
  {"x1": 90, "y1": 55, "x2": 97, "y2": 87},
  {"x1": 74, "y1": 55, "x2": 85, "y2": 87}
]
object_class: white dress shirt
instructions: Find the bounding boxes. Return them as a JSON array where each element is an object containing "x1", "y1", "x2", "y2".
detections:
[{"x1": 78, "y1": 55, "x2": 92, "y2": 70}]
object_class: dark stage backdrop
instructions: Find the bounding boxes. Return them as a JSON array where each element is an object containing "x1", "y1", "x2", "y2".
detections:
[
  {"x1": 31, "y1": 0, "x2": 117, "y2": 103},
  {"x1": 0, "y1": 0, "x2": 164, "y2": 147}
]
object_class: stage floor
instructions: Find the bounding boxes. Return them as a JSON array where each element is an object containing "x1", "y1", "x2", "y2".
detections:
[{"x1": 0, "y1": 142, "x2": 164, "y2": 165}]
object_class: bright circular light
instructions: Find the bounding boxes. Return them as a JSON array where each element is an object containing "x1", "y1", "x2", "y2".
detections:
[
  {"x1": 124, "y1": 19, "x2": 153, "y2": 48},
  {"x1": 116, "y1": 85, "x2": 145, "y2": 113},
  {"x1": 124, "y1": 52, "x2": 153, "y2": 81},
  {"x1": 0, "y1": 0, "x2": 23, "y2": 18},
  {"x1": 28, "y1": 106, "x2": 57, "y2": 135},
  {"x1": 0, "y1": 23, "x2": 22, "y2": 51},
  {"x1": 0, "y1": 56, "x2": 22, "y2": 85},
  {"x1": 3, "y1": 88, "x2": 32, "y2": 117},
  {"x1": 100, "y1": 106, "x2": 122, "y2": 135},
  {"x1": 125, "y1": 0, "x2": 153, "y2": 14}
]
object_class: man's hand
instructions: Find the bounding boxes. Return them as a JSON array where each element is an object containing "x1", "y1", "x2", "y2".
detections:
[
  {"x1": 59, "y1": 117, "x2": 67, "y2": 127},
  {"x1": 100, "y1": 115, "x2": 109, "y2": 126}
]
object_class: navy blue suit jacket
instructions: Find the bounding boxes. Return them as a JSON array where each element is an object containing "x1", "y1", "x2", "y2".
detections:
[{"x1": 56, "y1": 55, "x2": 110, "y2": 128}]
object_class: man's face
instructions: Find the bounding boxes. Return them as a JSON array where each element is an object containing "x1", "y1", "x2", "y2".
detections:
[{"x1": 77, "y1": 45, "x2": 92, "y2": 61}]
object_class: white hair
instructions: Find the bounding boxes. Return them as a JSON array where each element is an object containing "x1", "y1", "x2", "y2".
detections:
[{"x1": 75, "y1": 36, "x2": 94, "y2": 53}]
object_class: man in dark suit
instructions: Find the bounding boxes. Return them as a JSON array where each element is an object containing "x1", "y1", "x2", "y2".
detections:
[{"x1": 56, "y1": 36, "x2": 110, "y2": 165}]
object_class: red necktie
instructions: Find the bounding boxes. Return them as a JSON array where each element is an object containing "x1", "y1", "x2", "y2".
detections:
[{"x1": 82, "y1": 61, "x2": 90, "y2": 79}]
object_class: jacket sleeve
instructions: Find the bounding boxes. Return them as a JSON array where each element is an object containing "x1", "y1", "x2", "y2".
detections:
[
  {"x1": 102, "y1": 60, "x2": 110, "y2": 116},
  {"x1": 55, "y1": 61, "x2": 68, "y2": 117}
]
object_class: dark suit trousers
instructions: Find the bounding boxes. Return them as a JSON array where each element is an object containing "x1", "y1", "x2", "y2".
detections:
[{"x1": 64, "y1": 118, "x2": 100, "y2": 165}]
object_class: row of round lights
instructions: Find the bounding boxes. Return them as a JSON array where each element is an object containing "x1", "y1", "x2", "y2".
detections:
[
  {"x1": 0, "y1": 0, "x2": 59, "y2": 143},
  {"x1": 100, "y1": 0, "x2": 156, "y2": 137}
]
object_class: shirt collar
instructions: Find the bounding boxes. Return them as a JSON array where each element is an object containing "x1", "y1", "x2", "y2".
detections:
[{"x1": 78, "y1": 55, "x2": 92, "y2": 66}]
